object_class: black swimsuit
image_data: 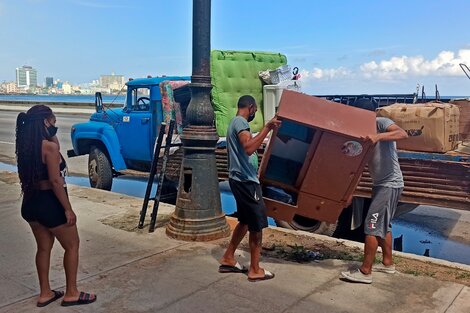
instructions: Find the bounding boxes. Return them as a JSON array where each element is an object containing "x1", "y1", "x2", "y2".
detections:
[{"x1": 21, "y1": 154, "x2": 69, "y2": 228}]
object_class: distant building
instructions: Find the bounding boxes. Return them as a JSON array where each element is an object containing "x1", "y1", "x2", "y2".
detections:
[
  {"x1": 45, "y1": 77, "x2": 54, "y2": 88},
  {"x1": 62, "y1": 82, "x2": 72, "y2": 94},
  {"x1": 16, "y1": 65, "x2": 38, "y2": 88},
  {"x1": 6, "y1": 82, "x2": 18, "y2": 93},
  {"x1": 1, "y1": 81, "x2": 19, "y2": 93},
  {"x1": 100, "y1": 73, "x2": 125, "y2": 90}
]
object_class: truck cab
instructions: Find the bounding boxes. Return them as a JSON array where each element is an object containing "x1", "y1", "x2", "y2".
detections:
[{"x1": 68, "y1": 76, "x2": 190, "y2": 190}]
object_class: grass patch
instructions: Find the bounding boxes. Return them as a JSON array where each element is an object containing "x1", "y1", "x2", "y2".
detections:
[
  {"x1": 456, "y1": 272, "x2": 470, "y2": 280},
  {"x1": 100, "y1": 212, "x2": 171, "y2": 233},
  {"x1": 403, "y1": 269, "x2": 421, "y2": 276},
  {"x1": 275, "y1": 245, "x2": 323, "y2": 263}
]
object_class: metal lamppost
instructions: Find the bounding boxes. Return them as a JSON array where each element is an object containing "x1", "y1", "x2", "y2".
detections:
[{"x1": 166, "y1": 0, "x2": 230, "y2": 241}]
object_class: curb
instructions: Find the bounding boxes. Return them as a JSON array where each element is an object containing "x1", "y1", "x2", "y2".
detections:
[{"x1": 261, "y1": 222, "x2": 470, "y2": 272}]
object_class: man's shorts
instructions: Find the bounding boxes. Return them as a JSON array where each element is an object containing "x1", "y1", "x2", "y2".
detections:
[
  {"x1": 364, "y1": 186, "x2": 403, "y2": 239},
  {"x1": 229, "y1": 178, "x2": 268, "y2": 232}
]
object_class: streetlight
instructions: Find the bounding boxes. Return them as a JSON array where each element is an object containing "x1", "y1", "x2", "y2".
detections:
[{"x1": 166, "y1": 0, "x2": 230, "y2": 241}]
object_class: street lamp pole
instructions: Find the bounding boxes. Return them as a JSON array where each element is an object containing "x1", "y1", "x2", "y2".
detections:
[{"x1": 166, "y1": 0, "x2": 230, "y2": 241}]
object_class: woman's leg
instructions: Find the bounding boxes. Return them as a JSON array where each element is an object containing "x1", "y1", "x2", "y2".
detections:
[
  {"x1": 49, "y1": 224, "x2": 87, "y2": 301},
  {"x1": 29, "y1": 222, "x2": 56, "y2": 302}
]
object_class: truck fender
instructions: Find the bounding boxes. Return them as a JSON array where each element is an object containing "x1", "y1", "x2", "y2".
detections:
[{"x1": 71, "y1": 122, "x2": 127, "y2": 171}]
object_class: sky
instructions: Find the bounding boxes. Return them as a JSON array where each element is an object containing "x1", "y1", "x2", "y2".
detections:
[{"x1": 1, "y1": 0, "x2": 470, "y2": 96}]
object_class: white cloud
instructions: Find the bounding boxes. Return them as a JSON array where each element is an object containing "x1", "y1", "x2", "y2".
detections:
[
  {"x1": 300, "y1": 67, "x2": 351, "y2": 80},
  {"x1": 297, "y1": 49, "x2": 470, "y2": 94},
  {"x1": 300, "y1": 49, "x2": 470, "y2": 83},
  {"x1": 360, "y1": 49, "x2": 470, "y2": 79}
]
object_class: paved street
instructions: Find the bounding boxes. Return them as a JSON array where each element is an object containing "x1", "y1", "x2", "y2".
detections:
[{"x1": 0, "y1": 109, "x2": 90, "y2": 176}]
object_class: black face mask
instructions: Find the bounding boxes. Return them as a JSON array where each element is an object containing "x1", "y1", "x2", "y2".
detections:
[
  {"x1": 247, "y1": 112, "x2": 255, "y2": 123},
  {"x1": 47, "y1": 125, "x2": 58, "y2": 137}
]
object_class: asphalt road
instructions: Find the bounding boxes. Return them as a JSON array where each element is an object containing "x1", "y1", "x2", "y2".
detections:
[{"x1": 0, "y1": 110, "x2": 89, "y2": 176}]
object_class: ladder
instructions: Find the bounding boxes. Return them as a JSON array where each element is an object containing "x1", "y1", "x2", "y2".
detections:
[{"x1": 138, "y1": 120, "x2": 177, "y2": 232}]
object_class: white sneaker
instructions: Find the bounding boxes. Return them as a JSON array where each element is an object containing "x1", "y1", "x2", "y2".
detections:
[
  {"x1": 341, "y1": 269, "x2": 372, "y2": 284},
  {"x1": 372, "y1": 263, "x2": 396, "y2": 274}
]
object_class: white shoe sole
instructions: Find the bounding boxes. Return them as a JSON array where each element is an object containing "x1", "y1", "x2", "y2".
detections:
[
  {"x1": 372, "y1": 266, "x2": 396, "y2": 274},
  {"x1": 341, "y1": 271, "x2": 372, "y2": 284}
]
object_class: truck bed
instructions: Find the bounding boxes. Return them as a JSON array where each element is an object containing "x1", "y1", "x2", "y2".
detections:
[{"x1": 159, "y1": 93, "x2": 469, "y2": 211}]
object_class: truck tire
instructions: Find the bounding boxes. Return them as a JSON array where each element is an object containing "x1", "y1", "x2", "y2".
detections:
[
  {"x1": 88, "y1": 146, "x2": 113, "y2": 191},
  {"x1": 275, "y1": 215, "x2": 337, "y2": 236}
]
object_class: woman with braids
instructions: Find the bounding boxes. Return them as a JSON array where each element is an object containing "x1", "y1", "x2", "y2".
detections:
[{"x1": 16, "y1": 105, "x2": 96, "y2": 307}]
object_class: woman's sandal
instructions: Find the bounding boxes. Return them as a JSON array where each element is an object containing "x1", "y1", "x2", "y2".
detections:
[
  {"x1": 36, "y1": 290, "x2": 64, "y2": 307},
  {"x1": 61, "y1": 291, "x2": 97, "y2": 307}
]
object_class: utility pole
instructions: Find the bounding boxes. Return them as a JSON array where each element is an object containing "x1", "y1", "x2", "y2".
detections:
[{"x1": 166, "y1": 0, "x2": 230, "y2": 241}]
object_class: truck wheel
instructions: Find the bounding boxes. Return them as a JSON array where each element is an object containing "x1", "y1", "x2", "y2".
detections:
[
  {"x1": 275, "y1": 215, "x2": 337, "y2": 236},
  {"x1": 88, "y1": 146, "x2": 113, "y2": 191}
]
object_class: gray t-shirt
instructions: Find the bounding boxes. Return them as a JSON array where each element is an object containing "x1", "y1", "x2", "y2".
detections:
[
  {"x1": 227, "y1": 116, "x2": 259, "y2": 183},
  {"x1": 368, "y1": 117, "x2": 404, "y2": 188}
]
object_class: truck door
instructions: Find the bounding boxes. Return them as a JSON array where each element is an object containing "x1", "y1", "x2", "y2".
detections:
[{"x1": 116, "y1": 87, "x2": 153, "y2": 163}]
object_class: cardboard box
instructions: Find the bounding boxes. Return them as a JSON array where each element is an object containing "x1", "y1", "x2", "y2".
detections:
[
  {"x1": 450, "y1": 99, "x2": 470, "y2": 141},
  {"x1": 377, "y1": 102, "x2": 460, "y2": 153}
]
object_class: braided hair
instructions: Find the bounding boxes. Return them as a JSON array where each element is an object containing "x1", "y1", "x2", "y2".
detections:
[{"x1": 15, "y1": 105, "x2": 54, "y2": 196}]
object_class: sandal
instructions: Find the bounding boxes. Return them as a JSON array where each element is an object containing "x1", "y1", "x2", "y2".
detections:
[
  {"x1": 37, "y1": 290, "x2": 64, "y2": 307},
  {"x1": 61, "y1": 291, "x2": 97, "y2": 307}
]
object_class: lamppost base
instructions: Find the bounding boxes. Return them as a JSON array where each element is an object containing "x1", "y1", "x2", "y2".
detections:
[{"x1": 166, "y1": 214, "x2": 231, "y2": 241}]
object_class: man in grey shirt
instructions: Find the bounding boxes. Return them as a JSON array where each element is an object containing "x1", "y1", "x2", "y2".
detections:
[
  {"x1": 342, "y1": 115, "x2": 408, "y2": 284},
  {"x1": 219, "y1": 95, "x2": 281, "y2": 282}
]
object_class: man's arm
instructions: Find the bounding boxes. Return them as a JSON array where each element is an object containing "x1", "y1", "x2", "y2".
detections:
[
  {"x1": 239, "y1": 117, "x2": 281, "y2": 155},
  {"x1": 362, "y1": 124, "x2": 408, "y2": 144}
]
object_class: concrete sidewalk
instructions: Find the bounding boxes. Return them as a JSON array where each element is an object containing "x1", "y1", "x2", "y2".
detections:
[{"x1": 0, "y1": 171, "x2": 468, "y2": 313}]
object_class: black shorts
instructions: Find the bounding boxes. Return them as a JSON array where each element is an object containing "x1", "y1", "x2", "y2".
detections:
[
  {"x1": 229, "y1": 179, "x2": 268, "y2": 232},
  {"x1": 21, "y1": 189, "x2": 68, "y2": 228}
]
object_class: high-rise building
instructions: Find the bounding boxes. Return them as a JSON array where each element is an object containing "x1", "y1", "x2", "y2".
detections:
[
  {"x1": 16, "y1": 66, "x2": 38, "y2": 88},
  {"x1": 45, "y1": 77, "x2": 53, "y2": 87},
  {"x1": 100, "y1": 72, "x2": 125, "y2": 89}
]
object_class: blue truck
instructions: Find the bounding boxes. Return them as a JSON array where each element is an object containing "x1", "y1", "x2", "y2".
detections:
[
  {"x1": 67, "y1": 52, "x2": 470, "y2": 236},
  {"x1": 67, "y1": 76, "x2": 190, "y2": 190}
]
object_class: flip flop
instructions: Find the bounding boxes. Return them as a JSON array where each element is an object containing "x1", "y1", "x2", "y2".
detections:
[
  {"x1": 61, "y1": 291, "x2": 97, "y2": 307},
  {"x1": 36, "y1": 290, "x2": 64, "y2": 307},
  {"x1": 218, "y1": 261, "x2": 248, "y2": 273},
  {"x1": 248, "y1": 269, "x2": 275, "y2": 282}
]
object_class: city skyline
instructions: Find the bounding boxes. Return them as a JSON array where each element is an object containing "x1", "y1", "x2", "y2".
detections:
[
  {"x1": 1, "y1": 1, "x2": 470, "y2": 95},
  {"x1": 1, "y1": 64, "x2": 126, "y2": 95},
  {"x1": 1, "y1": 65, "x2": 126, "y2": 87}
]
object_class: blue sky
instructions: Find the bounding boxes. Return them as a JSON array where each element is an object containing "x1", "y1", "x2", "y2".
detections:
[{"x1": 1, "y1": 0, "x2": 470, "y2": 95}]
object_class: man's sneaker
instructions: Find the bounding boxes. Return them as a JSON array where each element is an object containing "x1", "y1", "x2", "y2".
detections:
[
  {"x1": 341, "y1": 269, "x2": 372, "y2": 284},
  {"x1": 372, "y1": 263, "x2": 396, "y2": 274}
]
